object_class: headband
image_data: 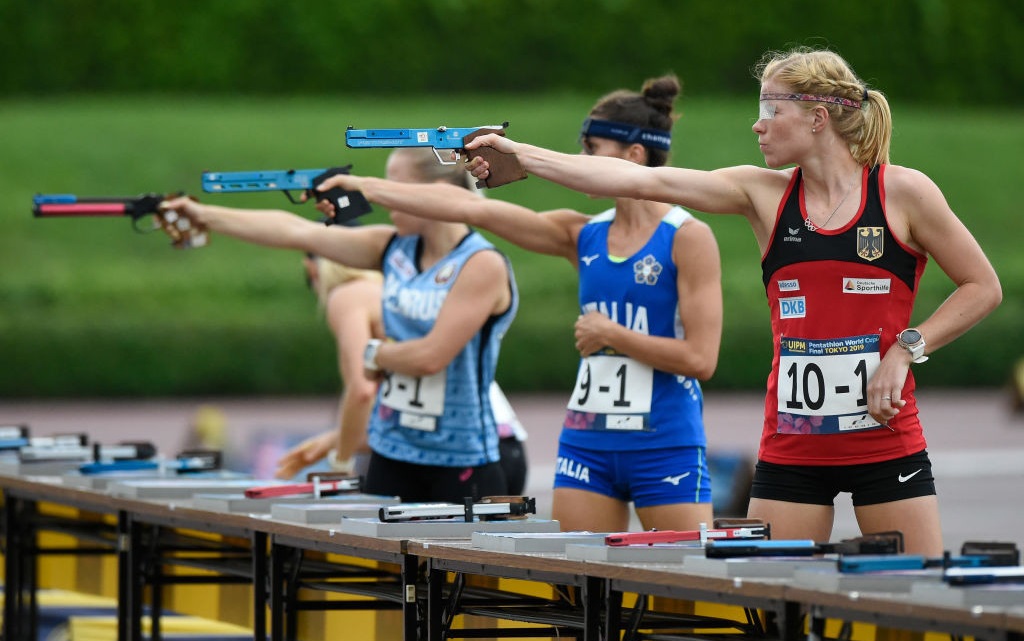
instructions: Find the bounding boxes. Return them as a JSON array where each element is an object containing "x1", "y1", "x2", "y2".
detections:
[
  {"x1": 579, "y1": 118, "x2": 672, "y2": 151},
  {"x1": 759, "y1": 92, "x2": 863, "y2": 110}
]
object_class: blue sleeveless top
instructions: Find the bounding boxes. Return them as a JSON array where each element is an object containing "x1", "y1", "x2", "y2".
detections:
[
  {"x1": 368, "y1": 231, "x2": 518, "y2": 467},
  {"x1": 561, "y1": 206, "x2": 706, "y2": 451}
]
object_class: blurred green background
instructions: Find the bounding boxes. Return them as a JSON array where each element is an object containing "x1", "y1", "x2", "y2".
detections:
[{"x1": 2, "y1": 0, "x2": 1021, "y2": 398}]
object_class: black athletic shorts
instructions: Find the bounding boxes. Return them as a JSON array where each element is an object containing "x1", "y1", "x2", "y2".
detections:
[
  {"x1": 499, "y1": 436, "x2": 528, "y2": 495},
  {"x1": 364, "y1": 451, "x2": 508, "y2": 503},
  {"x1": 749, "y1": 450, "x2": 936, "y2": 507}
]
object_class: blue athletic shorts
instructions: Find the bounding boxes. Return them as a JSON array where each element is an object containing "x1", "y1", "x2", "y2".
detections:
[
  {"x1": 553, "y1": 441, "x2": 711, "y2": 508},
  {"x1": 750, "y1": 449, "x2": 936, "y2": 507}
]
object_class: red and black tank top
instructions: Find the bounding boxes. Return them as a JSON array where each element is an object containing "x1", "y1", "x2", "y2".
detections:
[{"x1": 757, "y1": 165, "x2": 928, "y2": 466}]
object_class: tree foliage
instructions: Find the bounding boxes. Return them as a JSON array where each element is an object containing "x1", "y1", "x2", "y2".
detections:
[{"x1": 6, "y1": 0, "x2": 1022, "y2": 105}]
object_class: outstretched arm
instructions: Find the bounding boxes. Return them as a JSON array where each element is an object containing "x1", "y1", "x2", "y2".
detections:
[
  {"x1": 160, "y1": 197, "x2": 394, "y2": 270},
  {"x1": 463, "y1": 134, "x2": 760, "y2": 218},
  {"x1": 315, "y1": 175, "x2": 586, "y2": 262}
]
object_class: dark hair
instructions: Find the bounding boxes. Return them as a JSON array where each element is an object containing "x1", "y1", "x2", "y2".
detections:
[{"x1": 589, "y1": 74, "x2": 681, "y2": 167}]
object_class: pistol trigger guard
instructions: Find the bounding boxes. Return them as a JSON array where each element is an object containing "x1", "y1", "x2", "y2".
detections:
[
  {"x1": 283, "y1": 190, "x2": 304, "y2": 205},
  {"x1": 432, "y1": 148, "x2": 458, "y2": 166},
  {"x1": 131, "y1": 215, "x2": 160, "y2": 235}
]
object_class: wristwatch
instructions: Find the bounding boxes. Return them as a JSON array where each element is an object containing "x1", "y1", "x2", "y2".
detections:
[
  {"x1": 896, "y1": 328, "x2": 929, "y2": 363},
  {"x1": 363, "y1": 338, "x2": 383, "y2": 371},
  {"x1": 327, "y1": 448, "x2": 357, "y2": 475}
]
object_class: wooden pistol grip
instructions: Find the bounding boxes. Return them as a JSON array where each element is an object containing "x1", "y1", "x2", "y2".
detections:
[
  {"x1": 157, "y1": 194, "x2": 209, "y2": 249},
  {"x1": 463, "y1": 128, "x2": 527, "y2": 188}
]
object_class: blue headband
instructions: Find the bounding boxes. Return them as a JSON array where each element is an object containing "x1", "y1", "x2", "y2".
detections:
[{"x1": 579, "y1": 118, "x2": 672, "y2": 151}]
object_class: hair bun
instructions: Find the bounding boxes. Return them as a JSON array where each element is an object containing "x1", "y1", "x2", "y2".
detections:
[{"x1": 642, "y1": 74, "x2": 681, "y2": 113}]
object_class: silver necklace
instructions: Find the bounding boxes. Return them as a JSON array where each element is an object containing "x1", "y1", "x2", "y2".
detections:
[{"x1": 804, "y1": 173, "x2": 859, "y2": 231}]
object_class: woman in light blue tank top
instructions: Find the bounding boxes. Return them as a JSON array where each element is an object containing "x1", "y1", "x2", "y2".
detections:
[
  {"x1": 162, "y1": 148, "x2": 518, "y2": 502},
  {"x1": 315, "y1": 76, "x2": 724, "y2": 533}
]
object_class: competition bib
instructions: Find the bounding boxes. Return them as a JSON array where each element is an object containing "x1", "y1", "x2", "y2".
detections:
[
  {"x1": 380, "y1": 370, "x2": 447, "y2": 431},
  {"x1": 777, "y1": 333, "x2": 882, "y2": 434},
  {"x1": 567, "y1": 353, "x2": 652, "y2": 431}
]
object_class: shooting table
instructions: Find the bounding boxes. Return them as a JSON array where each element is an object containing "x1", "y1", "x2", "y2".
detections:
[{"x1": 3, "y1": 471, "x2": 1024, "y2": 641}]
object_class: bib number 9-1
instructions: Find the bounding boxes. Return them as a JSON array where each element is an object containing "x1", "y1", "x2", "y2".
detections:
[{"x1": 567, "y1": 354, "x2": 652, "y2": 416}]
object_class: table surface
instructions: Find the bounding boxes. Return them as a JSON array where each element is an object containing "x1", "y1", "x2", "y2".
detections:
[{"x1": 4, "y1": 470, "x2": 1024, "y2": 638}]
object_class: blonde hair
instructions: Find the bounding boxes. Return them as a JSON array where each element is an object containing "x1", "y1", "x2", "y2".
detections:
[
  {"x1": 391, "y1": 147, "x2": 478, "y2": 191},
  {"x1": 313, "y1": 256, "x2": 382, "y2": 305},
  {"x1": 756, "y1": 47, "x2": 892, "y2": 167}
]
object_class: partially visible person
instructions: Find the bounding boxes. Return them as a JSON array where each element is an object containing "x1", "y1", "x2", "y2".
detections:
[
  {"x1": 1011, "y1": 357, "x2": 1024, "y2": 414},
  {"x1": 162, "y1": 147, "x2": 519, "y2": 503},
  {"x1": 182, "y1": 404, "x2": 228, "y2": 459},
  {"x1": 274, "y1": 255, "x2": 382, "y2": 480},
  {"x1": 490, "y1": 381, "x2": 529, "y2": 495},
  {"x1": 316, "y1": 74, "x2": 723, "y2": 533},
  {"x1": 461, "y1": 47, "x2": 1002, "y2": 554}
]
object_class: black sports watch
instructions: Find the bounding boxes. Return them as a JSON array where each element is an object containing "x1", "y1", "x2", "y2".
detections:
[{"x1": 896, "y1": 328, "x2": 928, "y2": 363}]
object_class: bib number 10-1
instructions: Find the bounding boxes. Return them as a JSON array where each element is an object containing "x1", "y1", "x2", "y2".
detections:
[{"x1": 777, "y1": 334, "x2": 882, "y2": 433}]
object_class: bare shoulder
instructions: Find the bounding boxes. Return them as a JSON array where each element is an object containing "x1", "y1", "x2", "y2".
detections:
[
  {"x1": 462, "y1": 247, "x2": 511, "y2": 278},
  {"x1": 338, "y1": 276, "x2": 384, "y2": 299},
  {"x1": 881, "y1": 164, "x2": 971, "y2": 257},
  {"x1": 673, "y1": 213, "x2": 722, "y2": 271},
  {"x1": 881, "y1": 164, "x2": 951, "y2": 223},
  {"x1": 325, "y1": 277, "x2": 382, "y2": 318},
  {"x1": 882, "y1": 164, "x2": 942, "y2": 195},
  {"x1": 543, "y1": 206, "x2": 591, "y2": 232},
  {"x1": 675, "y1": 213, "x2": 717, "y2": 242},
  {"x1": 451, "y1": 248, "x2": 513, "y2": 315}
]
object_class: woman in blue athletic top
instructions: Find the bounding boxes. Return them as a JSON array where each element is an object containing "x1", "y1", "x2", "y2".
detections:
[
  {"x1": 162, "y1": 148, "x2": 518, "y2": 502},
  {"x1": 317, "y1": 75, "x2": 723, "y2": 532}
]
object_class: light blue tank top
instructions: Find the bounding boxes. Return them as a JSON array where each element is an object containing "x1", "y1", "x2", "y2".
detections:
[
  {"x1": 561, "y1": 206, "x2": 706, "y2": 451},
  {"x1": 369, "y1": 231, "x2": 518, "y2": 467}
]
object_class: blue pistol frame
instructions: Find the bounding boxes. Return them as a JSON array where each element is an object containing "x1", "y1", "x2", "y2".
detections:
[
  {"x1": 201, "y1": 165, "x2": 372, "y2": 225},
  {"x1": 345, "y1": 123, "x2": 527, "y2": 189}
]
